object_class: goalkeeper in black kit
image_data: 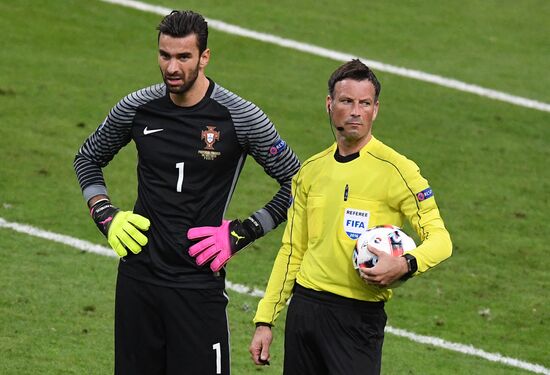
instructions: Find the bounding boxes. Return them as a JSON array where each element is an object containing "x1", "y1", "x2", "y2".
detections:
[
  {"x1": 249, "y1": 59, "x2": 452, "y2": 375},
  {"x1": 74, "y1": 10, "x2": 300, "y2": 375}
]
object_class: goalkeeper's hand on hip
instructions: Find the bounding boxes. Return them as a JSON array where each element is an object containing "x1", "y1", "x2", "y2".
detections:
[
  {"x1": 90, "y1": 199, "x2": 150, "y2": 257},
  {"x1": 187, "y1": 216, "x2": 263, "y2": 272}
]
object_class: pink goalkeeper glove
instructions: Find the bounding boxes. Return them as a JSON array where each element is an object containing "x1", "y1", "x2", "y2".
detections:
[{"x1": 187, "y1": 218, "x2": 263, "y2": 272}]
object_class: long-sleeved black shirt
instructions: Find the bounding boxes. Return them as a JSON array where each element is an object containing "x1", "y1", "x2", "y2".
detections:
[{"x1": 74, "y1": 79, "x2": 300, "y2": 288}]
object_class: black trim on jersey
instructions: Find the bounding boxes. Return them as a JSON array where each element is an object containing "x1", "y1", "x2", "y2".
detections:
[
  {"x1": 366, "y1": 151, "x2": 426, "y2": 239},
  {"x1": 268, "y1": 148, "x2": 332, "y2": 324},
  {"x1": 266, "y1": 145, "x2": 431, "y2": 323},
  {"x1": 333, "y1": 148, "x2": 360, "y2": 163}
]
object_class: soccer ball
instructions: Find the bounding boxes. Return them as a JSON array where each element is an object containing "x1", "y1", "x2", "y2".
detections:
[{"x1": 352, "y1": 225, "x2": 416, "y2": 269}]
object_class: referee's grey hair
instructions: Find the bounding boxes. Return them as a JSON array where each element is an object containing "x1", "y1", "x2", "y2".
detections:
[{"x1": 157, "y1": 10, "x2": 208, "y2": 54}]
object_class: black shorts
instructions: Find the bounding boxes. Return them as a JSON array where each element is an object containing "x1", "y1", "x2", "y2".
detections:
[
  {"x1": 114, "y1": 273, "x2": 230, "y2": 375},
  {"x1": 284, "y1": 284, "x2": 386, "y2": 375}
]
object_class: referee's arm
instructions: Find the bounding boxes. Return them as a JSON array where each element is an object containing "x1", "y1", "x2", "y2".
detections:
[
  {"x1": 253, "y1": 170, "x2": 308, "y2": 326},
  {"x1": 394, "y1": 163, "x2": 452, "y2": 275}
]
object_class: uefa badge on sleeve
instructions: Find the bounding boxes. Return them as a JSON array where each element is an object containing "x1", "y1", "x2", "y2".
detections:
[
  {"x1": 269, "y1": 139, "x2": 287, "y2": 156},
  {"x1": 416, "y1": 187, "x2": 433, "y2": 201}
]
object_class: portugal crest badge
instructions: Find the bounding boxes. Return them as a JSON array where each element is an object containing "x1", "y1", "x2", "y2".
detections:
[
  {"x1": 201, "y1": 126, "x2": 220, "y2": 150},
  {"x1": 199, "y1": 126, "x2": 221, "y2": 160}
]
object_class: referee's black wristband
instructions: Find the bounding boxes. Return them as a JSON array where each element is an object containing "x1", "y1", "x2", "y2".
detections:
[
  {"x1": 255, "y1": 322, "x2": 272, "y2": 329},
  {"x1": 400, "y1": 253, "x2": 418, "y2": 281}
]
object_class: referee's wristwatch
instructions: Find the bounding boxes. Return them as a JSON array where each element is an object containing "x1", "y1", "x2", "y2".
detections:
[{"x1": 400, "y1": 253, "x2": 418, "y2": 281}]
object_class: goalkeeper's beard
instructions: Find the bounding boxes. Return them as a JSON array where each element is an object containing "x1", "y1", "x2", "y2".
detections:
[{"x1": 162, "y1": 61, "x2": 200, "y2": 95}]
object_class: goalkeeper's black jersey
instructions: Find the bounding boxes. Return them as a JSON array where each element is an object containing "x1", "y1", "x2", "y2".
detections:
[{"x1": 74, "y1": 79, "x2": 300, "y2": 288}]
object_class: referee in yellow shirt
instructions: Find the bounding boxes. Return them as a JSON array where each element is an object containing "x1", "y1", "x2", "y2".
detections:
[{"x1": 249, "y1": 59, "x2": 452, "y2": 375}]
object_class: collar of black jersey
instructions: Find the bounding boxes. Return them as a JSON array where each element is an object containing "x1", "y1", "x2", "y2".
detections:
[
  {"x1": 334, "y1": 147, "x2": 360, "y2": 163},
  {"x1": 166, "y1": 78, "x2": 215, "y2": 110}
]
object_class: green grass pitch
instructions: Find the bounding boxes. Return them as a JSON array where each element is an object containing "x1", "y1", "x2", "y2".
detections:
[{"x1": 1, "y1": 0, "x2": 549, "y2": 374}]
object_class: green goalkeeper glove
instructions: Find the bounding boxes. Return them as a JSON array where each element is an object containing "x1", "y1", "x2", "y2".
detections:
[{"x1": 90, "y1": 199, "x2": 150, "y2": 257}]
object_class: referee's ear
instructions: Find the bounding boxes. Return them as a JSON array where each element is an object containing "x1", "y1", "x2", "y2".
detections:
[
  {"x1": 326, "y1": 95, "x2": 332, "y2": 114},
  {"x1": 372, "y1": 99, "x2": 380, "y2": 122}
]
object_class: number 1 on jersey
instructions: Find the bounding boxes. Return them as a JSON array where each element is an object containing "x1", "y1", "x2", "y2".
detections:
[{"x1": 176, "y1": 162, "x2": 184, "y2": 192}]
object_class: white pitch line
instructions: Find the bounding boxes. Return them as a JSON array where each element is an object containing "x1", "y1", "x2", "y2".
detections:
[
  {"x1": 1, "y1": 217, "x2": 549, "y2": 374},
  {"x1": 99, "y1": 0, "x2": 550, "y2": 113},
  {"x1": 386, "y1": 327, "x2": 550, "y2": 375}
]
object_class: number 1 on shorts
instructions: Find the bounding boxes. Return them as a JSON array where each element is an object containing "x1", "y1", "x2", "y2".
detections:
[{"x1": 212, "y1": 342, "x2": 221, "y2": 374}]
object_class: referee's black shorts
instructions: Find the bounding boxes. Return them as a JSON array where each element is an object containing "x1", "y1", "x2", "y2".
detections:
[
  {"x1": 284, "y1": 283, "x2": 386, "y2": 375},
  {"x1": 114, "y1": 273, "x2": 230, "y2": 375}
]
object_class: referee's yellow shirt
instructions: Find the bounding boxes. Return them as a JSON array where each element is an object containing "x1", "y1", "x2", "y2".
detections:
[{"x1": 254, "y1": 137, "x2": 452, "y2": 326}]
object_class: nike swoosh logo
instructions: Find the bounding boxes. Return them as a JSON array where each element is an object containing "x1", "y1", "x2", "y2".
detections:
[{"x1": 143, "y1": 126, "x2": 164, "y2": 135}]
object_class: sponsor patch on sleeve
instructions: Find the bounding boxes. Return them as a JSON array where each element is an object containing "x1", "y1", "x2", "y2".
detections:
[
  {"x1": 269, "y1": 139, "x2": 287, "y2": 156},
  {"x1": 416, "y1": 187, "x2": 434, "y2": 201}
]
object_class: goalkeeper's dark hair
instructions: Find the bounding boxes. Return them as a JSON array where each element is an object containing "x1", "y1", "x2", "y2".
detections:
[
  {"x1": 328, "y1": 59, "x2": 381, "y2": 100},
  {"x1": 157, "y1": 10, "x2": 208, "y2": 54}
]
